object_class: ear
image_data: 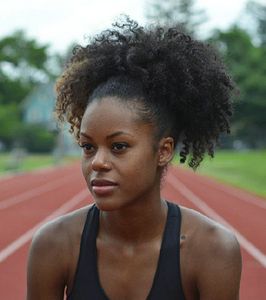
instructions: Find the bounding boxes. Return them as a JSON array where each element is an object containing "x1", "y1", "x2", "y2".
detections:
[{"x1": 157, "y1": 137, "x2": 175, "y2": 167}]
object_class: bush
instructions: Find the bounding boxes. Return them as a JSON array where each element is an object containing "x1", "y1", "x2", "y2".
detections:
[
  {"x1": 18, "y1": 124, "x2": 56, "y2": 153},
  {"x1": 0, "y1": 104, "x2": 21, "y2": 149}
]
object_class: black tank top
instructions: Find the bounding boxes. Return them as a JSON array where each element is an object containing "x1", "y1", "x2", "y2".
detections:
[{"x1": 67, "y1": 201, "x2": 185, "y2": 300}]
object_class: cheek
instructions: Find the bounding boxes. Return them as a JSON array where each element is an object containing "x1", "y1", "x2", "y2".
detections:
[
  {"x1": 121, "y1": 149, "x2": 158, "y2": 183},
  {"x1": 122, "y1": 164, "x2": 158, "y2": 197},
  {"x1": 81, "y1": 156, "x2": 90, "y2": 178}
]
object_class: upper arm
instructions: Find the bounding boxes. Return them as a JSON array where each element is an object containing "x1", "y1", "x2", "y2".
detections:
[
  {"x1": 26, "y1": 221, "x2": 69, "y2": 300},
  {"x1": 196, "y1": 226, "x2": 242, "y2": 300}
]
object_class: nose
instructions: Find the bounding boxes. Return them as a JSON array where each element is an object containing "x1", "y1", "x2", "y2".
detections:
[{"x1": 91, "y1": 149, "x2": 111, "y2": 171}]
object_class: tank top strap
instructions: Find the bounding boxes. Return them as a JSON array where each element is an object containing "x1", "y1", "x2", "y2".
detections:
[
  {"x1": 147, "y1": 201, "x2": 185, "y2": 300},
  {"x1": 67, "y1": 204, "x2": 108, "y2": 300}
]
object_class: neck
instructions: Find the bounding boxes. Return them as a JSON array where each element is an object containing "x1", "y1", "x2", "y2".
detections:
[{"x1": 98, "y1": 194, "x2": 168, "y2": 245}]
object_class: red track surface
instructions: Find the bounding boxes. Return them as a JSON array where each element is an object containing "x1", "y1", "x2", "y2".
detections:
[{"x1": 0, "y1": 163, "x2": 265, "y2": 299}]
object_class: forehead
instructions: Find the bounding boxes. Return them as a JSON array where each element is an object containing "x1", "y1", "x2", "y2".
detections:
[{"x1": 80, "y1": 97, "x2": 153, "y2": 137}]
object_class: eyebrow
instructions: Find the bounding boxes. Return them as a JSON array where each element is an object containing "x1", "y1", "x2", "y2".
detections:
[{"x1": 79, "y1": 131, "x2": 133, "y2": 140}]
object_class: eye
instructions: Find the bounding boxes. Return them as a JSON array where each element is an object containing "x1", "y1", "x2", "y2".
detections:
[
  {"x1": 79, "y1": 143, "x2": 95, "y2": 155},
  {"x1": 111, "y1": 142, "x2": 129, "y2": 153}
]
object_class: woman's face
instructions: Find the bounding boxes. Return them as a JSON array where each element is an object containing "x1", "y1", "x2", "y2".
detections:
[{"x1": 79, "y1": 97, "x2": 169, "y2": 211}]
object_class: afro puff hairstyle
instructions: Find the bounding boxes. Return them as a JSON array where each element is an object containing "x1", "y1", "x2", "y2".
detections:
[{"x1": 55, "y1": 16, "x2": 234, "y2": 169}]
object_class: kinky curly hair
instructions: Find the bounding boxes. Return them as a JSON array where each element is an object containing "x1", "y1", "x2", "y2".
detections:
[{"x1": 55, "y1": 16, "x2": 234, "y2": 169}]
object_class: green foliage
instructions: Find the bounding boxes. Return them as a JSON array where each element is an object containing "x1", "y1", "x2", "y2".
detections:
[
  {"x1": 0, "y1": 31, "x2": 65, "y2": 152},
  {"x1": 0, "y1": 104, "x2": 21, "y2": 148},
  {"x1": 247, "y1": 0, "x2": 266, "y2": 46},
  {"x1": 0, "y1": 104, "x2": 57, "y2": 152},
  {"x1": 210, "y1": 27, "x2": 266, "y2": 147},
  {"x1": 144, "y1": 0, "x2": 266, "y2": 148},
  {"x1": 18, "y1": 124, "x2": 56, "y2": 153},
  {"x1": 0, "y1": 30, "x2": 48, "y2": 69},
  {"x1": 0, "y1": 30, "x2": 51, "y2": 105},
  {"x1": 145, "y1": 0, "x2": 206, "y2": 35}
]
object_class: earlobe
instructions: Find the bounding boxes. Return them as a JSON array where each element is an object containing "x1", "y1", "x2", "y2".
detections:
[{"x1": 158, "y1": 137, "x2": 175, "y2": 167}]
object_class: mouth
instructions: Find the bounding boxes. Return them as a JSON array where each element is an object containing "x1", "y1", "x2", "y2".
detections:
[{"x1": 90, "y1": 179, "x2": 118, "y2": 196}]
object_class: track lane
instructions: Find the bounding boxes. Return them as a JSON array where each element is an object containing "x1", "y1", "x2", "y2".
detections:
[
  {"x1": 0, "y1": 164, "x2": 91, "y2": 298},
  {"x1": 0, "y1": 173, "x2": 80, "y2": 210},
  {"x1": 0, "y1": 176, "x2": 85, "y2": 249},
  {"x1": 0, "y1": 189, "x2": 91, "y2": 263},
  {"x1": 0, "y1": 195, "x2": 89, "y2": 299},
  {"x1": 0, "y1": 164, "x2": 80, "y2": 200},
  {"x1": 170, "y1": 167, "x2": 266, "y2": 253},
  {"x1": 167, "y1": 171, "x2": 266, "y2": 267},
  {"x1": 0, "y1": 163, "x2": 265, "y2": 300}
]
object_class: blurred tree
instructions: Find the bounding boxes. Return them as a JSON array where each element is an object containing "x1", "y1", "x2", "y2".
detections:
[
  {"x1": 18, "y1": 124, "x2": 57, "y2": 153},
  {"x1": 0, "y1": 31, "x2": 64, "y2": 151},
  {"x1": 0, "y1": 30, "x2": 52, "y2": 105},
  {"x1": 0, "y1": 104, "x2": 21, "y2": 147},
  {"x1": 247, "y1": 0, "x2": 266, "y2": 46},
  {"x1": 210, "y1": 26, "x2": 266, "y2": 147},
  {"x1": 0, "y1": 104, "x2": 57, "y2": 151},
  {"x1": 145, "y1": 0, "x2": 207, "y2": 36}
]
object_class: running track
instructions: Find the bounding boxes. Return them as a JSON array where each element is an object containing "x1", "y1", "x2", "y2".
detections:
[{"x1": 0, "y1": 163, "x2": 265, "y2": 299}]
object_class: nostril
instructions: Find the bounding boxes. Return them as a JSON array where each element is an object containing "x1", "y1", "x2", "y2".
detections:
[{"x1": 91, "y1": 158, "x2": 111, "y2": 170}]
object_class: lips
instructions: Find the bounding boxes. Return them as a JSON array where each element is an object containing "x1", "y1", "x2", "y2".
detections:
[{"x1": 90, "y1": 179, "x2": 118, "y2": 196}]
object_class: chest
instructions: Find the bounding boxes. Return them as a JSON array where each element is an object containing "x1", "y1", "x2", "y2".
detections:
[{"x1": 97, "y1": 239, "x2": 162, "y2": 300}]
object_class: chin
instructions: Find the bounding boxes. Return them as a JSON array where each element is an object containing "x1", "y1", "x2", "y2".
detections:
[{"x1": 93, "y1": 197, "x2": 123, "y2": 212}]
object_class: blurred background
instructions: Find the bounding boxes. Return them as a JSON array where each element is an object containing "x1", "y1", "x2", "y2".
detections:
[{"x1": 0, "y1": 0, "x2": 265, "y2": 197}]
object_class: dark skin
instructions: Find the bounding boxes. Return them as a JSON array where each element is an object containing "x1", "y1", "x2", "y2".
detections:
[{"x1": 27, "y1": 97, "x2": 242, "y2": 300}]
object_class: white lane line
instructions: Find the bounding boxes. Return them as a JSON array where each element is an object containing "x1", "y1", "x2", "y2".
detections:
[
  {"x1": 177, "y1": 168, "x2": 266, "y2": 209},
  {"x1": 203, "y1": 177, "x2": 266, "y2": 210},
  {"x1": 167, "y1": 172, "x2": 266, "y2": 268},
  {"x1": 0, "y1": 174, "x2": 75, "y2": 210},
  {"x1": 0, "y1": 189, "x2": 89, "y2": 263}
]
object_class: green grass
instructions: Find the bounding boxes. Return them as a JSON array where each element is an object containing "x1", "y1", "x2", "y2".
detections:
[
  {"x1": 0, "y1": 153, "x2": 79, "y2": 175},
  {"x1": 174, "y1": 150, "x2": 266, "y2": 198}
]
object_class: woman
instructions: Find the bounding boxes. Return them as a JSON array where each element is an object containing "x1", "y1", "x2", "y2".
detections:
[{"x1": 27, "y1": 17, "x2": 242, "y2": 299}]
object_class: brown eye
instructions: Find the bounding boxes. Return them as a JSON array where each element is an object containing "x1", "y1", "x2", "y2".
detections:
[
  {"x1": 80, "y1": 143, "x2": 95, "y2": 155},
  {"x1": 111, "y1": 142, "x2": 129, "y2": 152}
]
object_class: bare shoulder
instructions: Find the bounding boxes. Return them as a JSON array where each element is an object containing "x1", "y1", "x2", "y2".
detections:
[
  {"x1": 30, "y1": 204, "x2": 91, "y2": 257},
  {"x1": 180, "y1": 206, "x2": 241, "y2": 258},
  {"x1": 180, "y1": 206, "x2": 242, "y2": 300},
  {"x1": 27, "y1": 204, "x2": 92, "y2": 300}
]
